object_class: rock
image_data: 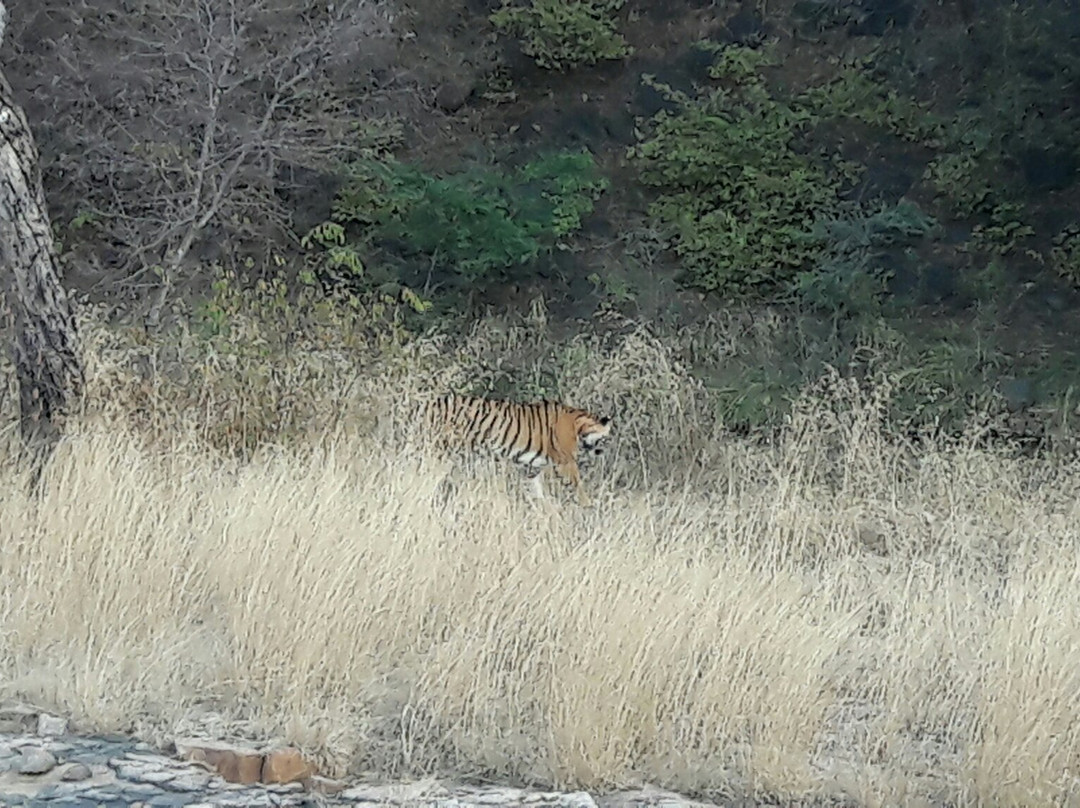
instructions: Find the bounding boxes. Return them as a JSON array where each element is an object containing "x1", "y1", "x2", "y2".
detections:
[
  {"x1": 0, "y1": 704, "x2": 38, "y2": 734},
  {"x1": 307, "y1": 774, "x2": 347, "y2": 795},
  {"x1": 58, "y1": 761, "x2": 93, "y2": 781},
  {"x1": 18, "y1": 747, "x2": 57, "y2": 774},
  {"x1": 260, "y1": 747, "x2": 315, "y2": 784},
  {"x1": 342, "y1": 780, "x2": 451, "y2": 802},
  {"x1": 465, "y1": 787, "x2": 530, "y2": 803},
  {"x1": 37, "y1": 713, "x2": 67, "y2": 737},
  {"x1": 435, "y1": 78, "x2": 473, "y2": 113},
  {"x1": 138, "y1": 769, "x2": 179, "y2": 784},
  {"x1": 173, "y1": 739, "x2": 263, "y2": 785},
  {"x1": 561, "y1": 792, "x2": 599, "y2": 808},
  {"x1": 165, "y1": 768, "x2": 215, "y2": 791}
]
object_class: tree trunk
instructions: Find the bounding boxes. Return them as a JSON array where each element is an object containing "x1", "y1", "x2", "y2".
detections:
[{"x1": 0, "y1": 55, "x2": 83, "y2": 473}]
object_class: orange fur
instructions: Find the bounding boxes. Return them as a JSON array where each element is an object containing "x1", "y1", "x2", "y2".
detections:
[{"x1": 418, "y1": 394, "x2": 612, "y2": 504}]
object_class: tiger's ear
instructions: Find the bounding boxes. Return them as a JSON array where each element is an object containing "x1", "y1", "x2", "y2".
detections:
[{"x1": 600, "y1": 416, "x2": 612, "y2": 426}]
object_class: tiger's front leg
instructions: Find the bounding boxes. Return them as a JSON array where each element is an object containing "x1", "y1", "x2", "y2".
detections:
[{"x1": 555, "y1": 460, "x2": 591, "y2": 507}]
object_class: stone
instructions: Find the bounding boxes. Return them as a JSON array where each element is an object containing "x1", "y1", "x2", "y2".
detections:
[
  {"x1": 469, "y1": 788, "x2": 530, "y2": 804},
  {"x1": 561, "y1": 791, "x2": 599, "y2": 808},
  {"x1": 58, "y1": 761, "x2": 93, "y2": 781},
  {"x1": 113, "y1": 760, "x2": 159, "y2": 780},
  {"x1": 260, "y1": 747, "x2": 314, "y2": 784},
  {"x1": 17, "y1": 746, "x2": 57, "y2": 774},
  {"x1": 435, "y1": 79, "x2": 473, "y2": 114},
  {"x1": 0, "y1": 705, "x2": 38, "y2": 734},
  {"x1": 124, "y1": 752, "x2": 174, "y2": 765},
  {"x1": 163, "y1": 768, "x2": 214, "y2": 791},
  {"x1": 342, "y1": 779, "x2": 451, "y2": 802},
  {"x1": 265, "y1": 781, "x2": 304, "y2": 793},
  {"x1": 137, "y1": 769, "x2": 179, "y2": 784},
  {"x1": 306, "y1": 774, "x2": 347, "y2": 795},
  {"x1": 36, "y1": 714, "x2": 67, "y2": 737},
  {"x1": 174, "y1": 738, "x2": 262, "y2": 785}
]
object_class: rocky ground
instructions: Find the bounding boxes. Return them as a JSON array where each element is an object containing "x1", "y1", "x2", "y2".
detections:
[{"x1": 0, "y1": 708, "x2": 723, "y2": 808}]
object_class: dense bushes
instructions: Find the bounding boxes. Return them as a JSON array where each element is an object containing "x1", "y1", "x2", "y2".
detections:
[{"x1": 306, "y1": 150, "x2": 607, "y2": 289}]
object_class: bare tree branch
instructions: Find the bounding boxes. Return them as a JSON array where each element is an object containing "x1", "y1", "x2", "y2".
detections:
[{"x1": 5, "y1": 0, "x2": 397, "y2": 323}]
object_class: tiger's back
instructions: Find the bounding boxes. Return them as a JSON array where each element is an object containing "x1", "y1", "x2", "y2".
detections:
[{"x1": 416, "y1": 393, "x2": 612, "y2": 503}]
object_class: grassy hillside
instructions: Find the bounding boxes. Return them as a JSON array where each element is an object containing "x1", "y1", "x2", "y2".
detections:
[
  {"x1": 2, "y1": 298, "x2": 1080, "y2": 806},
  {"x1": 4, "y1": 1, "x2": 1080, "y2": 804}
]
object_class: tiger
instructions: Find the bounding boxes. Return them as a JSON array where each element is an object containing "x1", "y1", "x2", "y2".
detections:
[{"x1": 414, "y1": 394, "x2": 613, "y2": 505}]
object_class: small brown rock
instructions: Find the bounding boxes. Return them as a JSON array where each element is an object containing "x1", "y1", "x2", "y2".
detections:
[
  {"x1": 261, "y1": 747, "x2": 315, "y2": 784},
  {"x1": 174, "y1": 738, "x2": 263, "y2": 785}
]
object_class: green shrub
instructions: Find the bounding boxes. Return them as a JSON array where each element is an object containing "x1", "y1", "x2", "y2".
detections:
[
  {"x1": 969, "y1": 202, "x2": 1035, "y2": 256},
  {"x1": 1052, "y1": 226, "x2": 1080, "y2": 285},
  {"x1": 798, "y1": 64, "x2": 942, "y2": 143},
  {"x1": 629, "y1": 45, "x2": 840, "y2": 295},
  {"x1": 318, "y1": 149, "x2": 607, "y2": 283},
  {"x1": 792, "y1": 200, "x2": 940, "y2": 317},
  {"x1": 491, "y1": 0, "x2": 631, "y2": 70}
]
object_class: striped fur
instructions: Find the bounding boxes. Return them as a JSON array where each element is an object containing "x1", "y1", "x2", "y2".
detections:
[{"x1": 417, "y1": 394, "x2": 612, "y2": 504}]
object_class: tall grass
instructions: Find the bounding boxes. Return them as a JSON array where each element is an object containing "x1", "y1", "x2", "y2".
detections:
[{"x1": 2, "y1": 296, "x2": 1080, "y2": 806}]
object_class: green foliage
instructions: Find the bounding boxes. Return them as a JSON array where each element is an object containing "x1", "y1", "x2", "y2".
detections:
[
  {"x1": 629, "y1": 44, "x2": 840, "y2": 295},
  {"x1": 69, "y1": 209, "x2": 103, "y2": 232},
  {"x1": 819, "y1": 199, "x2": 941, "y2": 251},
  {"x1": 318, "y1": 149, "x2": 607, "y2": 283},
  {"x1": 956, "y1": 3, "x2": 1080, "y2": 163},
  {"x1": 491, "y1": 0, "x2": 630, "y2": 71},
  {"x1": 969, "y1": 202, "x2": 1035, "y2": 256},
  {"x1": 790, "y1": 0, "x2": 865, "y2": 32},
  {"x1": 1051, "y1": 226, "x2": 1080, "y2": 286},
  {"x1": 960, "y1": 258, "x2": 1010, "y2": 304},
  {"x1": 587, "y1": 270, "x2": 636, "y2": 304},
  {"x1": 695, "y1": 313, "x2": 1026, "y2": 438},
  {"x1": 710, "y1": 362, "x2": 806, "y2": 431},
  {"x1": 300, "y1": 222, "x2": 365, "y2": 285},
  {"x1": 335, "y1": 159, "x2": 540, "y2": 277},
  {"x1": 898, "y1": 5, "x2": 1079, "y2": 252},
  {"x1": 194, "y1": 267, "x2": 411, "y2": 350},
  {"x1": 799, "y1": 64, "x2": 942, "y2": 143},
  {"x1": 517, "y1": 150, "x2": 611, "y2": 236},
  {"x1": 923, "y1": 148, "x2": 994, "y2": 219},
  {"x1": 881, "y1": 321, "x2": 1009, "y2": 431},
  {"x1": 793, "y1": 200, "x2": 940, "y2": 317}
]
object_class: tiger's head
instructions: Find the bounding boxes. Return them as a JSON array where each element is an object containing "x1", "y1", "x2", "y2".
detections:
[{"x1": 575, "y1": 412, "x2": 613, "y2": 458}]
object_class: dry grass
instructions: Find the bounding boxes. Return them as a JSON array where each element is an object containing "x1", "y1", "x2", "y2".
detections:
[{"x1": 2, "y1": 297, "x2": 1080, "y2": 806}]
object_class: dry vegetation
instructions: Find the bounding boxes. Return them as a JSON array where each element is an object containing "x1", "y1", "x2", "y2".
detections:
[{"x1": 2, "y1": 293, "x2": 1080, "y2": 806}]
